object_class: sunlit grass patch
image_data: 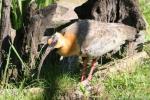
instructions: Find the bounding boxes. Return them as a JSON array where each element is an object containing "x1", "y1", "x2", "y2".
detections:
[
  {"x1": 35, "y1": 0, "x2": 55, "y2": 9},
  {"x1": 56, "y1": 74, "x2": 78, "y2": 93},
  {"x1": 0, "y1": 89, "x2": 44, "y2": 100},
  {"x1": 103, "y1": 60, "x2": 150, "y2": 99},
  {"x1": 139, "y1": 0, "x2": 150, "y2": 23},
  {"x1": 0, "y1": 0, "x2": 150, "y2": 100},
  {"x1": 145, "y1": 31, "x2": 150, "y2": 41},
  {"x1": 0, "y1": 79, "x2": 48, "y2": 100},
  {"x1": 47, "y1": 73, "x2": 79, "y2": 99},
  {"x1": 139, "y1": 0, "x2": 150, "y2": 41},
  {"x1": 0, "y1": 0, "x2": 2, "y2": 20}
]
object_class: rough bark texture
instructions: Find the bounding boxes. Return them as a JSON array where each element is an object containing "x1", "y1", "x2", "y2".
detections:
[
  {"x1": 74, "y1": 0, "x2": 146, "y2": 31},
  {"x1": 95, "y1": 51, "x2": 149, "y2": 79},
  {"x1": 0, "y1": 0, "x2": 11, "y2": 77},
  {"x1": 18, "y1": 3, "x2": 57, "y2": 67},
  {"x1": 14, "y1": 3, "x2": 78, "y2": 76}
]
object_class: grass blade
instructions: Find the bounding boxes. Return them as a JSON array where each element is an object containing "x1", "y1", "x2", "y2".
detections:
[
  {"x1": 17, "y1": 0, "x2": 22, "y2": 14},
  {"x1": 2, "y1": 46, "x2": 12, "y2": 85},
  {"x1": 10, "y1": 43, "x2": 26, "y2": 69}
]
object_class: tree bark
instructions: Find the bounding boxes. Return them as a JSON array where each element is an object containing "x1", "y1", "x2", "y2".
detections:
[
  {"x1": 75, "y1": 0, "x2": 146, "y2": 31},
  {"x1": 74, "y1": 0, "x2": 146, "y2": 58},
  {"x1": 0, "y1": 0, "x2": 11, "y2": 75},
  {"x1": 19, "y1": 3, "x2": 77, "y2": 70}
]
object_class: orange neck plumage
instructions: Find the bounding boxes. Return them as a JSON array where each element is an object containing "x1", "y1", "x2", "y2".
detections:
[{"x1": 57, "y1": 32, "x2": 80, "y2": 56}]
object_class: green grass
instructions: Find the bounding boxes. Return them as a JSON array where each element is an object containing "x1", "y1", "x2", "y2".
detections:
[
  {"x1": 139, "y1": 0, "x2": 150, "y2": 24},
  {"x1": 103, "y1": 60, "x2": 150, "y2": 99},
  {"x1": 139, "y1": 0, "x2": 150, "y2": 42},
  {"x1": 0, "y1": 89, "x2": 45, "y2": 100},
  {"x1": 11, "y1": 0, "x2": 55, "y2": 30},
  {"x1": 56, "y1": 74, "x2": 77, "y2": 92},
  {"x1": 0, "y1": 0, "x2": 150, "y2": 100},
  {"x1": 102, "y1": 1, "x2": 150, "y2": 99},
  {"x1": 0, "y1": 0, "x2": 2, "y2": 20}
]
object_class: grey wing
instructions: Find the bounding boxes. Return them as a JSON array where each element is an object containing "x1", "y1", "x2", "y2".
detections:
[{"x1": 80, "y1": 29, "x2": 126, "y2": 57}]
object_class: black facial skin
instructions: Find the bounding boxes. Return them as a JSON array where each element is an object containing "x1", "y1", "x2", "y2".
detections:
[{"x1": 49, "y1": 35, "x2": 58, "y2": 48}]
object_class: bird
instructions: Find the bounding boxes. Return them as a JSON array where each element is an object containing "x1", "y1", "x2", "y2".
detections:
[{"x1": 47, "y1": 20, "x2": 137, "y2": 84}]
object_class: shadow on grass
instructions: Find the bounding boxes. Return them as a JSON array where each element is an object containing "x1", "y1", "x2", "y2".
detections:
[{"x1": 39, "y1": 50, "x2": 80, "y2": 100}]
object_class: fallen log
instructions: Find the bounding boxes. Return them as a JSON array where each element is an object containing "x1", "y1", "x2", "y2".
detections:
[
  {"x1": 75, "y1": 0, "x2": 146, "y2": 31},
  {"x1": 94, "y1": 51, "x2": 149, "y2": 79}
]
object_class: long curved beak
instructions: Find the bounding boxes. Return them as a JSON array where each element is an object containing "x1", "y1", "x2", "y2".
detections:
[
  {"x1": 48, "y1": 46, "x2": 55, "y2": 52},
  {"x1": 37, "y1": 44, "x2": 55, "y2": 79}
]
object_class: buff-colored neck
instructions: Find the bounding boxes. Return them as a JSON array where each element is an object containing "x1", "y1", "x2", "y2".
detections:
[{"x1": 56, "y1": 32, "x2": 80, "y2": 56}]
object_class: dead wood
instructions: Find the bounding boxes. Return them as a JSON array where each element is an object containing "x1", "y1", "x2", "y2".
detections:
[
  {"x1": 0, "y1": 0, "x2": 11, "y2": 59},
  {"x1": 19, "y1": 3, "x2": 78, "y2": 69},
  {"x1": 75, "y1": 0, "x2": 146, "y2": 31},
  {"x1": 94, "y1": 51, "x2": 149, "y2": 79}
]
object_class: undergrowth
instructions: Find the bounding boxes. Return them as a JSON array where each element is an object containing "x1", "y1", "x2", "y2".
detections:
[
  {"x1": 103, "y1": 59, "x2": 150, "y2": 99},
  {"x1": 0, "y1": 0, "x2": 150, "y2": 100}
]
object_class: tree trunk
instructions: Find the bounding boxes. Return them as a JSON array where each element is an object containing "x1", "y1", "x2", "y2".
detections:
[
  {"x1": 0, "y1": 0, "x2": 11, "y2": 77},
  {"x1": 75, "y1": 0, "x2": 146, "y2": 57},
  {"x1": 75, "y1": 0, "x2": 146, "y2": 31},
  {"x1": 19, "y1": 3, "x2": 78, "y2": 72}
]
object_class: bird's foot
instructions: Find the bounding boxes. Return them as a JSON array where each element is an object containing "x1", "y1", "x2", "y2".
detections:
[
  {"x1": 80, "y1": 79, "x2": 89, "y2": 86},
  {"x1": 75, "y1": 79, "x2": 92, "y2": 97},
  {"x1": 81, "y1": 79, "x2": 92, "y2": 92}
]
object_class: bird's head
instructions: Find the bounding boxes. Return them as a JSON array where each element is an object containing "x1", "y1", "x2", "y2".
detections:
[{"x1": 47, "y1": 32, "x2": 63, "y2": 49}]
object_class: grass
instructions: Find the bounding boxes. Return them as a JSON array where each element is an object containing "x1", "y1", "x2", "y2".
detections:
[
  {"x1": 0, "y1": 0, "x2": 150, "y2": 100},
  {"x1": 0, "y1": 88, "x2": 45, "y2": 100},
  {"x1": 102, "y1": 1, "x2": 150, "y2": 98},
  {"x1": 103, "y1": 60, "x2": 150, "y2": 99},
  {"x1": 0, "y1": 0, "x2": 2, "y2": 20},
  {"x1": 11, "y1": 0, "x2": 55, "y2": 30},
  {"x1": 46, "y1": 0, "x2": 150, "y2": 99}
]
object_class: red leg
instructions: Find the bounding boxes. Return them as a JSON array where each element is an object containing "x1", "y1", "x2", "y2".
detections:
[
  {"x1": 87, "y1": 58, "x2": 97, "y2": 81},
  {"x1": 81, "y1": 57, "x2": 88, "y2": 81}
]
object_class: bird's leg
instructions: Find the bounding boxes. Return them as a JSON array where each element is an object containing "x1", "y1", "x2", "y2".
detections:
[
  {"x1": 87, "y1": 58, "x2": 97, "y2": 81},
  {"x1": 81, "y1": 57, "x2": 88, "y2": 81}
]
